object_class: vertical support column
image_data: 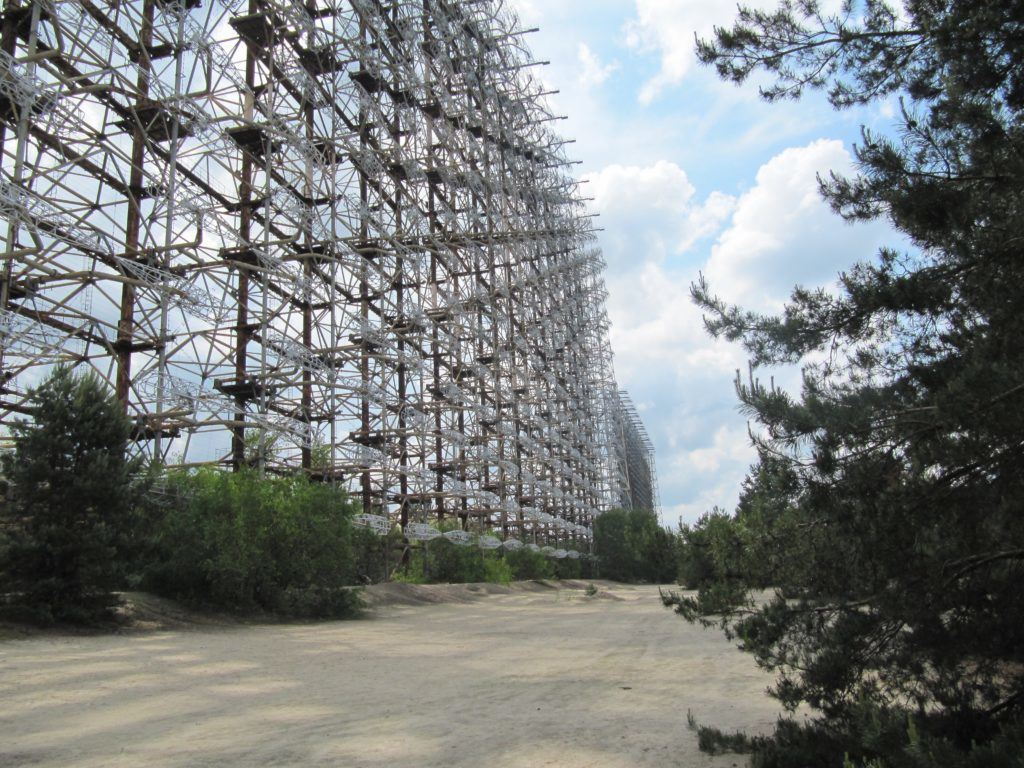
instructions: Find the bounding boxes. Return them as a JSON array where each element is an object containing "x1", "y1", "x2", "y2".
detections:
[
  {"x1": 231, "y1": 0, "x2": 259, "y2": 471},
  {"x1": 301, "y1": 92, "x2": 315, "y2": 471},
  {"x1": 115, "y1": 0, "x2": 155, "y2": 410},
  {"x1": 357, "y1": 10, "x2": 372, "y2": 513},
  {"x1": 0, "y1": 0, "x2": 37, "y2": 388}
]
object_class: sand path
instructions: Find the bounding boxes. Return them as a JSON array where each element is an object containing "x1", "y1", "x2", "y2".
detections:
[{"x1": 0, "y1": 582, "x2": 784, "y2": 767}]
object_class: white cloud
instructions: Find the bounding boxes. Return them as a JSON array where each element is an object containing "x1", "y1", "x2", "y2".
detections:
[
  {"x1": 671, "y1": 424, "x2": 760, "y2": 517},
  {"x1": 604, "y1": 257, "x2": 756, "y2": 527},
  {"x1": 506, "y1": 0, "x2": 542, "y2": 25},
  {"x1": 704, "y1": 138, "x2": 892, "y2": 313},
  {"x1": 585, "y1": 173, "x2": 744, "y2": 525},
  {"x1": 589, "y1": 159, "x2": 698, "y2": 211},
  {"x1": 585, "y1": 160, "x2": 734, "y2": 267},
  {"x1": 592, "y1": 141, "x2": 898, "y2": 524},
  {"x1": 584, "y1": 162, "x2": 748, "y2": 526},
  {"x1": 577, "y1": 43, "x2": 619, "y2": 88},
  {"x1": 623, "y1": 0, "x2": 765, "y2": 104},
  {"x1": 665, "y1": 478, "x2": 747, "y2": 527},
  {"x1": 625, "y1": 0, "x2": 844, "y2": 104},
  {"x1": 685, "y1": 424, "x2": 754, "y2": 474}
]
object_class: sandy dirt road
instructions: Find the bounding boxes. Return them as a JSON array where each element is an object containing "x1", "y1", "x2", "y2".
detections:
[{"x1": 0, "y1": 582, "x2": 785, "y2": 767}]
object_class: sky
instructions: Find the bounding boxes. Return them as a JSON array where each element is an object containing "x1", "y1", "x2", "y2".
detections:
[{"x1": 508, "y1": 0, "x2": 903, "y2": 526}]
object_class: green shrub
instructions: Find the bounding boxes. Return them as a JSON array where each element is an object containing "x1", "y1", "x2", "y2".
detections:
[
  {"x1": 503, "y1": 546, "x2": 554, "y2": 580},
  {"x1": 277, "y1": 584, "x2": 362, "y2": 620},
  {"x1": 687, "y1": 700, "x2": 1024, "y2": 768},
  {"x1": 387, "y1": 528, "x2": 600, "y2": 585},
  {"x1": 552, "y1": 552, "x2": 599, "y2": 580},
  {"x1": 390, "y1": 565, "x2": 427, "y2": 584},
  {"x1": 395, "y1": 533, "x2": 554, "y2": 584},
  {"x1": 352, "y1": 525, "x2": 393, "y2": 584},
  {"x1": 143, "y1": 468, "x2": 362, "y2": 618},
  {"x1": 482, "y1": 554, "x2": 513, "y2": 585},
  {"x1": 397, "y1": 521, "x2": 511, "y2": 584},
  {"x1": 553, "y1": 554, "x2": 582, "y2": 579},
  {"x1": 422, "y1": 537, "x2": 487, "y2": 583},
  {"x1": 676, "y1": 508, "x2": 748, "y2": 589}
]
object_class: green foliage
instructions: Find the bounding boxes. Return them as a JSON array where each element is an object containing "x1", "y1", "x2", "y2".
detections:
[
  {"x1": 695, "y1": 725, "x2": 759, "y2": 757},
  {"x1": 741, "y1": 708, "x2": 1024, "y2": 768},
  {"x1": 682, "y1": 0, "x2": 1024, "y2": 764},
  {"x1": 393, "y1": 531, "x2": 579, "y2": 584},
  {"x1": 143, "y1": 469, "x2": 362, "y2": 618},
  {"x1": 482, "y1": 555, "x2": 514, "y2": 585},
  {"x1": 391, "y1": 520, "x2": 485, "y2": 584},
  {"x1": 676, "y1": 508, "x2": 739, "y2": 589},
  {"x1": 308, "y1": 438, "x2": 332, "y2": 472},
  {"x1": 550, "y1": 550, "x2": 596, "y2": 579},
  {"x1": 677, "y1": 457, "x2": 799, "y2": 590},
  {"x1": 418, "y1": 536, "x2": 489, "y2": 584},
  {"x1": 0, "y1": 366, "x2": 141, "y2": 624},
  {"x1": 351, "y1": 524, "x2": 396, "y2": 585},
  {"x1": 242, "y1": 429, "x2": 279, "y2": 466},
  {"x1": 390, "y1": 565, "x2": 427, "y2": 584},
  {"x1": 502, "y1": 545, "x2": 555, "y2": 580},
  {"x1": 687, "y1": 705, "x2": 1024, "y2": 767},
  {"x1": 552, "y1": 554, "x2": 581, "y2": 580},
  {"x1": 593, "y1": 508, "x2": 631, "y2": 580},
  {"x1": 593, "y1": 508, "x2": 677, "y2": 583},
  {"x1": 578, "y1": 554, "x2": 598, "y2": 580}
]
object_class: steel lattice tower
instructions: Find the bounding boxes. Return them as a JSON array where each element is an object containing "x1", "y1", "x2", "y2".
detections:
[{"x1": 0, "y1": 0, "x2": 658, "y2": 545}]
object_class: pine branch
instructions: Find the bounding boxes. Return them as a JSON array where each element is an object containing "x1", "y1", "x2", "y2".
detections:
[{"x1": 942, "y1": 549, "x2": 1024, "y2": 585}]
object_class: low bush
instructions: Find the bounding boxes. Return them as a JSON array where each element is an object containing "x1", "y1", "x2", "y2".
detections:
[
  {"x1": 482, "y1": 555, "x2": 514, "y2": 585},
  {"x1": 352, "y1": 524, "x2": 401, "y2": 584},
  {"x1": 143, "y1": 469, "x2": 362, "y2": 618},
  {"x1": 393, "y1": 531, "x2": 590, "y2": 585},
  {"x1": 390, "y1": 566, "x2": 427, "y2": 584},
  {"x1": 503, "y1": 546, "x2": 554, "y2": 580},
  {"x1": 420, "y1": 536, "x2": 489, "y2": 583}
]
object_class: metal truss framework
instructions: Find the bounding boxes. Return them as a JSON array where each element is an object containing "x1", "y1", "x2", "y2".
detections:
[
  {"x1": 614, "y1": 390, "x2": 659, "y2": 515},
  {"x1": 0, "y1": 0, "x2": 658, "y2": 546}
]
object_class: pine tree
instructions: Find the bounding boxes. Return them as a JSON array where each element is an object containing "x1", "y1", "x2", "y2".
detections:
[
  {"x1": 670, "y1": 1, "x2": 1024, "y2": 764},
  {"x1": 0, "y1": 366, "x2": 140, "y2": 623}
]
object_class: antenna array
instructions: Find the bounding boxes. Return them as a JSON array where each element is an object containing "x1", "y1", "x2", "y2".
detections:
[{"x1": 0, "y1": 0, "x2": 657, "y2": 543}]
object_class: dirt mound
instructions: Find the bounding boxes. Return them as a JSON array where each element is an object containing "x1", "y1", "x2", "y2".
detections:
[
  {"x1": 360, "y1": 579, "x2": 608, "y2": 609},
  {"x1": 117, "y1": 592, "x2": 251, "y2": 631},
  {"x1": 362, "y1": 582, "x2": 488, "y2": 608},
  {"x1": 0, "y1": 581, "x2": 625, "y2": 637},
  {"x1": 0, "y1": 592, "x2": 248, "y2": 639}
]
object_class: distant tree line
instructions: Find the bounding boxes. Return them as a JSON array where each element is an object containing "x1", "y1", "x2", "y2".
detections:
[
  {"x1": 0, "y1": 368, "x2": 679, "y2": 626},
  {"x1": 592, "y1": 507, "x2": 677, "y2": 584},
  {"x1": 391, "y1": 507, "x2": 678, "y2": 585}
]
